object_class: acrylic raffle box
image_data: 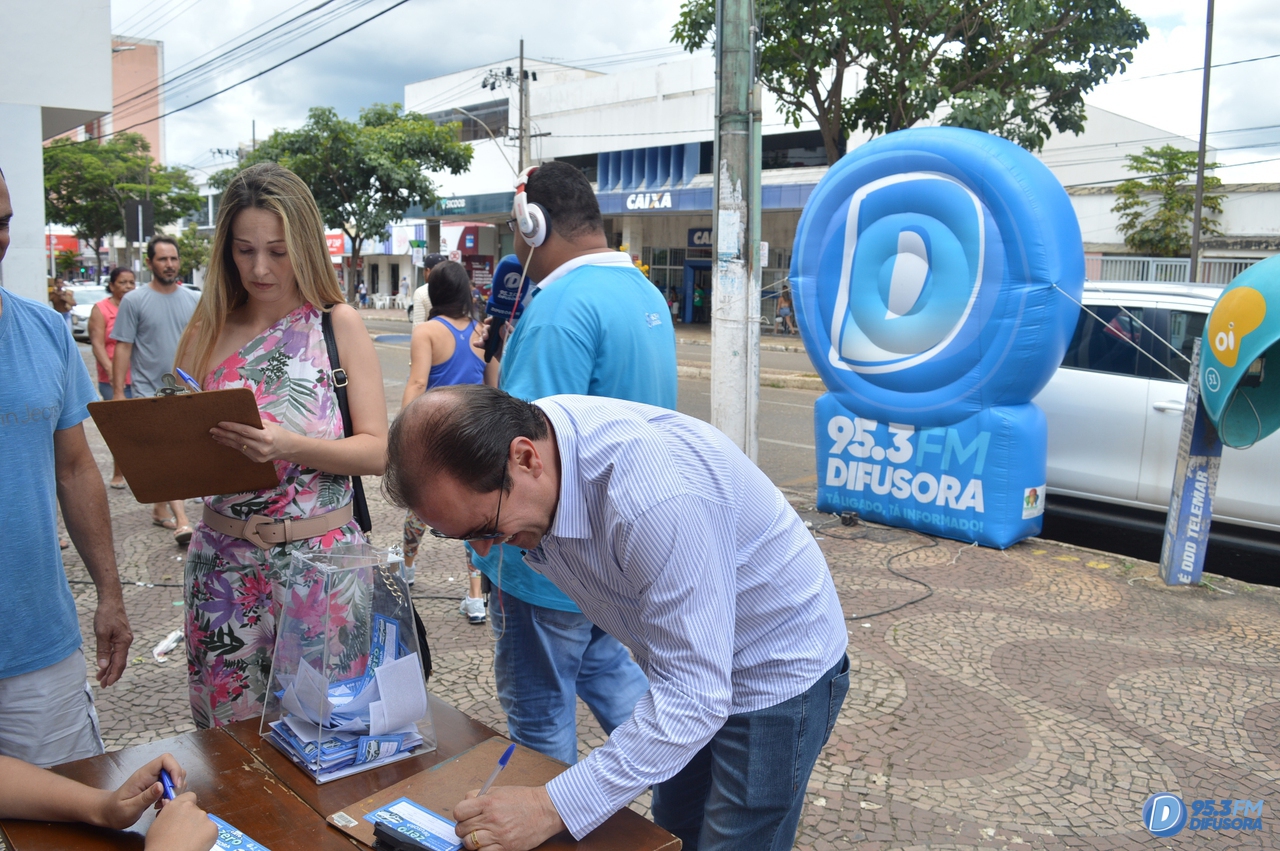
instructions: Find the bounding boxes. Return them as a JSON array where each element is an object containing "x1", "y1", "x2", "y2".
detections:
[{"x1": 261, "y1": 543, "x2": 436, "y2": 783}]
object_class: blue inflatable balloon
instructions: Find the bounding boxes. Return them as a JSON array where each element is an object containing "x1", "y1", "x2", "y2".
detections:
[
  {"x1": 793, "y1": 127, "x2": 1084, "y2": 425},
  {"x1": 794, "y1": 128, "x2": 1084, "y2": 547},
  {"x1": 1199, "y1": 255, "x2": 1280, "y2": 448}
]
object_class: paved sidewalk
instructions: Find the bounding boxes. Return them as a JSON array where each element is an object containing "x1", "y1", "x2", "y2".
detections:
[{"x1": 54, "y1": 414, "x2": 1278, "y2": 850}]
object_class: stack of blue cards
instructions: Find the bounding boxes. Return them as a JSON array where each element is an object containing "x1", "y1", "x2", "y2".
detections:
[{"x1": 267, "y1": 614, "x2": 429, "y2": 782}]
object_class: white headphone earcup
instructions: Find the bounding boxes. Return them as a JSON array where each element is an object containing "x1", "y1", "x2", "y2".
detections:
[{"x1": 524, "y1": 203, "x2": 548, "y2": 248}]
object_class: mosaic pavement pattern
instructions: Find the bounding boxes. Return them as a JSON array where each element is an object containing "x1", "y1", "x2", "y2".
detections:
[{"x1": 45, "y1": 414, "x2": 1280, "y2": 850}]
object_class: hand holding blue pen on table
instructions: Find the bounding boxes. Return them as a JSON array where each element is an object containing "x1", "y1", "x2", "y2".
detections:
[{"x1": 453, "y1": 743, "x2": 567, "y2": 851}]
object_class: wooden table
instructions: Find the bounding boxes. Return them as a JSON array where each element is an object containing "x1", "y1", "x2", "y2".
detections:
[{"x1": 0, "y1": 696, "x2": 677, "y2": 851}]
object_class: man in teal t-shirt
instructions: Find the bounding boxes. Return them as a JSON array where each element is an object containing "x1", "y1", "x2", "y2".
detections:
[
  {"x1": 0, "y1": 168, "x2": 132, "y2": 766},
  {"x1": 471, "y1": 161, "x2": 677, "y2": 764}
]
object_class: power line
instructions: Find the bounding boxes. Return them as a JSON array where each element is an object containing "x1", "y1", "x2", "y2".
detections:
[
  {"x1": 112, "y1": 0, "x2": 327, "y2": 107},
  {"x1": 84, "y1": 0, "x2": 414, "y2": 144},
  {"x1": 130, "y1": 0, "x2": 207, "y2": 43},
  {"x1": 1062, "y1": 154, "x2": 1280, "y2": 188},
  {"x1": 113, "y1": 0, "x2": 179, "y2": 35},
  {"x1": 113, "y1": 0, "x2": 370, "y2": 121},
  {"x1": 1110, "y1": 51, "x2": 1280, "y2": 84}
]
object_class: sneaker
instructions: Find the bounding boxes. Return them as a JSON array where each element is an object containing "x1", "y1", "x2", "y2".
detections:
[{"x1": 461, "y1": 596, "x2": 486, "y2": 624}]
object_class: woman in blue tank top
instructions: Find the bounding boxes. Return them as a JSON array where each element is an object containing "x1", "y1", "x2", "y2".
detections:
[{"x1": 400, "y1": 262, "x2": 498, "y2": 621}]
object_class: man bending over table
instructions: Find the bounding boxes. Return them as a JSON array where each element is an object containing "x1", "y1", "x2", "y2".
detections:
[{"x1": 384, "y1": 385, "x2": 850, "y2": 851}]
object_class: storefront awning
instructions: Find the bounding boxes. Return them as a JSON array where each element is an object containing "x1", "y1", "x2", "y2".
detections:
[
  {"x1": 410, "y1": 192, "x2": 516, "y2": 219},
  {"x1": 595, "y1": 182, "x2": 817, "y2": 215}
]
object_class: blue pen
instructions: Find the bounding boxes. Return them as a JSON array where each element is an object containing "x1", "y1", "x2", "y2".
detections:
[
  {"x1": 174, "y1": 367, "x2": 201, "y2": 392},
  {"x1": 159, "y1": 768, "x2": 177, "y2": 801},
  {"x1": 478, "y1": 743, "x2": 516, "y2": 796}
]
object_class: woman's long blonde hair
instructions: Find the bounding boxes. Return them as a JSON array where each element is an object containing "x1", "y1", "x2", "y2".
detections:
[{"x1": 176, "y1": 162, "x2": 344, "y2": 381}]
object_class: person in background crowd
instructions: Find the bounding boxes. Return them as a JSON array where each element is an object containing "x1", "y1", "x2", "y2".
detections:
[
  {"x1": 0, "y1": 166, "x2": 133, "y2": 767},
  {"x1": 470, "y1": 161, "x2": 678, "y2": 767},
  {"x1": 777, "y1": 285, "x2": 797, "y2": 335},
  {"x1": 174, "y1": 162, "x2": 387, "y2": 730},
  {"x1": 50, "y1": 278, "x2": 75, "y2": 328},
  {"x1": 399, "y1": 260, "x2": 498, "y2": 615},
  {"x1": 0, "y1": 752, "x2": 218, "y2": 851},
  {"x1": 111, "y1": 236, "x2": 199, "y2": 545},
  {"x1": 358, "y1": 280, "x2": 368, "y2": 308},
  {"x1": 411, "y1": 254, "x2": 445, "y2": 324},
  {"x1": 88, "y1": 267, "x2": 137, "y2": 488}
]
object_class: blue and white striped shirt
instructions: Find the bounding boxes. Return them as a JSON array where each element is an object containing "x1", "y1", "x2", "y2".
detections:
[{"x1": 529, "y1": 395, "x2": 848, "y2": 838}]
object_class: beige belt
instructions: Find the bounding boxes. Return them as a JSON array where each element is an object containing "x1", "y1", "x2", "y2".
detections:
[{"x1": 202, "y1": 504, "x2": 353, "y2": 550}]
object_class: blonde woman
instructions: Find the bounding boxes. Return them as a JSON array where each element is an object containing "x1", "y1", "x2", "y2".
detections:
[{"x1": 175, "y1": 162, "x2": 387, "y2": 729}]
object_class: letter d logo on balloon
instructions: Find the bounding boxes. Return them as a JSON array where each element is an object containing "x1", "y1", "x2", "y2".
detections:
[{"x1": 830, "y1": 172, "x2": 990, "y2": 379}]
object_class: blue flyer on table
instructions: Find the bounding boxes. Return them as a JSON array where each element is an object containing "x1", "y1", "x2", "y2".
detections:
[
  {"x1": 363, "y1": 797, "x2": 463, "y2": 851},
  {"x1": 208, "y1": 814, "x2": 272, "y2": 851}
]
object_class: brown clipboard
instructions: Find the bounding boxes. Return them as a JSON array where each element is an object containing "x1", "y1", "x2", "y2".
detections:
[
  {"x1": 88, "y1": 387, "x2": 280, "y2": 503},
  {"x1": 327, "y1": 737, "x2": 680, "y2": 850}
]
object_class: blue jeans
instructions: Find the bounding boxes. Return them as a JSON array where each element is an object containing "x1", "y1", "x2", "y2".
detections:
[
  {"x1": 652, "y1": 654, "x2": 850, "y2": 851},
  {"x1": 98, "y1": 382, "x2": 133, "y2": 400},
  {"x1": 489, "y1": 585, "x2": 649, "y2": 765}
]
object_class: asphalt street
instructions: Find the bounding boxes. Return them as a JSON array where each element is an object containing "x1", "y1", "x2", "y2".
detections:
[
  {"x1": 369, "y1": 324, "x2": 824, "y2": 492},
  {"x1": 78, "y1": 314, "x2": 1274, "y2": 586}
]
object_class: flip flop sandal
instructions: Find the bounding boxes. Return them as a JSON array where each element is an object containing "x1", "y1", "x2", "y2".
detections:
[
  {"x1": 173, "y1": 525, "x2": 194, "y2": 546},
  {"x1": 153, "y1": 517, "x2": 177, "y2": 530},
  {"x1": 109, "y1": 480, "x2": 128, "y2": 489}
]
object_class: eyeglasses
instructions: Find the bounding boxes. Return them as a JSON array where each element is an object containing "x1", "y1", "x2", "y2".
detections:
[
  {"x1": 429, "y1": 479, "x2": 505, "y2": 542},
  {"x1": 505, "y1": 218, "x2": 518, "y2": 234}
]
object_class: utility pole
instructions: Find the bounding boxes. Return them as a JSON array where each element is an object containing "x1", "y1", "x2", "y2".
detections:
[
  {"x1": 1188, "y1": 0, "x2": 1215, "y2": 283},
  {"x1": 710, "y1": 0, "x2": 761, "y2": 460},
  {"x1": 518, "y1": 39, "x2": 531, "y2": 171}
]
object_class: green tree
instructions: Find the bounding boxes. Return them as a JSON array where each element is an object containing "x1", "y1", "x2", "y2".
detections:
[
  {"x1": 1112, "y1": 145, "x2": 1224, "y2": 257},
  {"x1": 44, "y1": 133, "x2": 200, "y2": 272},
  {"x1": 673, "y1": 0, "x2": 1148, "y2": 164},
  {"x1": 55, "y1": 248, "x2": 79, "y2": 280},
  {"x1": 213, "y1": 103, "x2": 472, "y2": 299},
  {"x1": 175, "y1": 222, "x2": 212, "y2": 282}
]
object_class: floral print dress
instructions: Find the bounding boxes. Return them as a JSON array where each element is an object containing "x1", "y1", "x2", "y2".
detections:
[{"x1": 184, "y1": 303, "x2": 365, "y2": 729}]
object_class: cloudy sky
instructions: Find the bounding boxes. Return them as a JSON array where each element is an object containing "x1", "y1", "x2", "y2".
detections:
[{"x1": 110, "y1": 0, "x2": 1280, "y2": 183}]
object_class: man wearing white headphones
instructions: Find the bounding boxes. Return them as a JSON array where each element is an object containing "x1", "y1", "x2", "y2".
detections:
[{"x1": 469, "y1": 161, "x2": 678, "y2": 768}]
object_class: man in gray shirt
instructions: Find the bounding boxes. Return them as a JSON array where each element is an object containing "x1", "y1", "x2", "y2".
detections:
[{"x1": 111, "y1": 236, "x2": 200, "y2": 544}]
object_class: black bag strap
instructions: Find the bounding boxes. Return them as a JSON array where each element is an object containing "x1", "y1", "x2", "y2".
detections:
[
  {"x1": 320, "y1": 305, "x2": 373, "y2": 534},
  {"x1": 321, "y1": 305, "x2": 432, "y2": 681}
]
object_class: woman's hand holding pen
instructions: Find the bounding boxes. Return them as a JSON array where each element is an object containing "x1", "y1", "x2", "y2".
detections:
[{"x1": 211, "y1": 420, "x2": 296, "y2": 464}]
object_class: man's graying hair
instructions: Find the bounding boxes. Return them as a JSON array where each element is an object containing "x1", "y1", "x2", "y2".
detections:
[{"x1": 384, "y1": 385, "x2": 549, "y2": 510}]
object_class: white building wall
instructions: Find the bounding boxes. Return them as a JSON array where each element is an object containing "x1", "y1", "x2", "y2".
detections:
[
  {"x1": 0, "y1": 0, "x2": 112, "y2": 301},
  {"x1": 0, "y1": 104, "x2": 49, "y2": 299},
  {"x1": 1070, "y1": 185, "x2": 1280, "y2": 255}
]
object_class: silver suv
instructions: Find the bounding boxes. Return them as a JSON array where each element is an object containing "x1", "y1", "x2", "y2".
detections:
[{"x1": 1033, "y1": 281, "x2": 1279, "y2": 537}]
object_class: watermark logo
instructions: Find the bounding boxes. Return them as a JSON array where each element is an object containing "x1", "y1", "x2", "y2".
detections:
[
  {"x1": 1142, "y1": 794, "x2": 1264, "y2": 837},
  {"x1": 1143, "y1": 793, "x2": 1187, "y2": 837}
]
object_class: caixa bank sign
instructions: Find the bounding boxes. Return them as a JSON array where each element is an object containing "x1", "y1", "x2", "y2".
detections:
[
  {"x1": 793, "y1": 127, "x2": 1084, "y2": 548},
  {"x1": 626, "y1": 191, "x2": 673, "y2": 210}
]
